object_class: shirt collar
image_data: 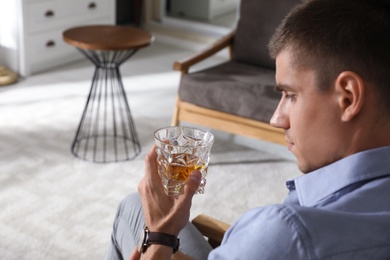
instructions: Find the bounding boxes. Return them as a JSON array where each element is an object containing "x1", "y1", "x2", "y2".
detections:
[{"x1": 290, "y1": 146, "x2": 390, "y2": 207}]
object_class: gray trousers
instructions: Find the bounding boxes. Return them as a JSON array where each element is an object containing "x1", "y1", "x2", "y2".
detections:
[{"x1": 106, "y1": 193, "x2": 213, "y2": 260}]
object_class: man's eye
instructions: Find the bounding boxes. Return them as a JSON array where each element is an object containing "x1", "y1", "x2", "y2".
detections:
[
  {"x1": 284, "y1": 92, "x2": 296, "y2": 101},
  {"x1": 287, "y1": 94, "x2": 296, "y2": 100}
]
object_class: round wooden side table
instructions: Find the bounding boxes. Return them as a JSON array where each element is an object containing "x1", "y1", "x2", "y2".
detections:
[{"x1": 63, "y1": 25, "x2": 153, "y2": 163}]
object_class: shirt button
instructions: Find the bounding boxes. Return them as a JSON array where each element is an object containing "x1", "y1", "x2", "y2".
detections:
[{"x1": 286, "y1": 180, "x2": 296, "y2": 190}]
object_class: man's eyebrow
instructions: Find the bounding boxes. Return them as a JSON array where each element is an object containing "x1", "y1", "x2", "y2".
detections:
[
  {"x1": 274, "y1": 84, "x2": 292, "y2": 92},
  {"x1": 274, "y1": 85, "x2": 283, "y2": 92}
]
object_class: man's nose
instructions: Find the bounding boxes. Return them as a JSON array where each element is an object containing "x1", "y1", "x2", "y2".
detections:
[{"x1": 270, "y1": 103, "x2": 289, "y2": 129}]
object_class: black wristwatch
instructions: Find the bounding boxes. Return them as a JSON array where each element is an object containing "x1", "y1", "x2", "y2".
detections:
[{"x1": 140, "y1": 226, "x2": 180, "y2": 254}]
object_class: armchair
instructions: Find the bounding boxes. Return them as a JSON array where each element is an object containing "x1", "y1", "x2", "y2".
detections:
[
  {"x1": 172, "y1": 0, "x2": 301, "y2": 145},
  {"x1": 192, "y1": 214, "x2": 230, "y2": 249}
]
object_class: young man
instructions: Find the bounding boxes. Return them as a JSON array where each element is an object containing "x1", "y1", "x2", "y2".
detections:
[{"x1": 108, "y1": 0, "x2": 390, "y2": 259}]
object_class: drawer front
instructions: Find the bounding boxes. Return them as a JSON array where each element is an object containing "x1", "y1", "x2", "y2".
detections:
[
  {"x1": 29, "y1": 28, "x2": 74, "y2": 59},
  {"x1": 26, "y1": 18, "x2": 111, "y2": 74},
  {"x1": 25, "y1": 0, "x2": 112, "y2": 34}
]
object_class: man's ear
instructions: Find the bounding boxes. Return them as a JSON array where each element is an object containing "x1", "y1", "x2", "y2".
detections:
[{"x1": 335, "y1": 71, "x2": 365, "y2": 122}]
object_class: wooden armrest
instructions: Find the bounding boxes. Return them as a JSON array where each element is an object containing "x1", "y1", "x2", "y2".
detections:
[
  {"x1": 192, "y1": 214, "x2": 231, "y2": 248},
  {"x1": 173, "y1": 30, "x2": 235, "y2": 74}
]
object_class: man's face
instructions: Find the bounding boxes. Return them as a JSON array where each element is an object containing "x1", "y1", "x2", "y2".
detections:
[{"x1": 270, "y1": 49, "x2": 344, "y2": 173}]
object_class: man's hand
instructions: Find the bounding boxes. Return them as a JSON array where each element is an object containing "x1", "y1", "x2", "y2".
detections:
[{"x1": 137, "y1": 145, "x2": 202, "y2": 236}]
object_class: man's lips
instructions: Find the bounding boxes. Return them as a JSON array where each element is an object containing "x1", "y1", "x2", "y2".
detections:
[
  {"x1": 285, "y1": 136, "x2": 292, "y2": 144},
  {"x1": 285, "y1": 136, "x2": 294, "y2": 149}
]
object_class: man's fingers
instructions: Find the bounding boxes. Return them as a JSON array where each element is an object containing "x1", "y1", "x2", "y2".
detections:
[
  {"x1": 144, "y1": 145, "x2": 160, "y2": 184},
  {"x1": 139, "y1": 145, "x2": 165, "y2": 196},
  {"x1": 145, "y1": 145, "x2": 158, "y2": 170},
  {"x1": 183, "y1": 170, "x2": 202, "y2": 196}
]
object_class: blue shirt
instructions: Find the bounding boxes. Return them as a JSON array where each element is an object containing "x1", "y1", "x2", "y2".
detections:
[{"x1": 209, "y1": 146, "x2": 390, "y2": 259}]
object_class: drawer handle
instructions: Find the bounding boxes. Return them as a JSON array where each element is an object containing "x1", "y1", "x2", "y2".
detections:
[
  {"x1": 46, "y1": 40, "x2": 56, "y2": 48},
  {"x1": 45, "y1": 10, "x2": 55, "y2": 17},
  {"x1": 88, "y1": 2, "x2": 97, "y2": 9}
]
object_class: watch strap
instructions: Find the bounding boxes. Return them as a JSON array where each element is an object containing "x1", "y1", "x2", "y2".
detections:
[{"x1": 141, "y1": 227, "x2": 180, "y2": 254}]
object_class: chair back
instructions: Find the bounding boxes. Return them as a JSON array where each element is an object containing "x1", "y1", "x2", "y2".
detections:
[{"x1": 232, "y1": 0, "x2": 302, "y2": 69}]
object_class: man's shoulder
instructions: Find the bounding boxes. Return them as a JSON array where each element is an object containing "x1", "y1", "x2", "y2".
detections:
[
  {"x1": 222, "y1": 204, "x2": 390, "y2": 259},
  {"x1": 238, "y1": 203, "x2": 390, "y2": 236},
  {"x1": 209, "y1": 204, "x2": 309, "y2": 259},
  {"x1": 234, "y1": 204, "x2": 300, "y2": 228},
  {"x1": 231, "y1": 204, "x2": 313, "y2": 244}
]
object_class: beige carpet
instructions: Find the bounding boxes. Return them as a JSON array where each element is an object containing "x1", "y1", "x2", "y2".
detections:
[{"x1": 0, "y1": 42, "x2": 301, "y2": 259}]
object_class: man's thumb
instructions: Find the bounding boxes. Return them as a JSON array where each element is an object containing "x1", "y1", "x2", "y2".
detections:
[{"x1": 184, "y1": 170, "x2": 202, "y2": 194}]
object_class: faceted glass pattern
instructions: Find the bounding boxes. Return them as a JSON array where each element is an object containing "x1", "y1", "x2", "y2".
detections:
[{"x1": 154, "y1": 126, "x2": 214, "y2": 196}]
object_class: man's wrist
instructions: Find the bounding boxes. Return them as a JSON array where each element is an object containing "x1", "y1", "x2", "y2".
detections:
[{"x1": 140, "y1": 227, "x2": 180, "y2": 254}]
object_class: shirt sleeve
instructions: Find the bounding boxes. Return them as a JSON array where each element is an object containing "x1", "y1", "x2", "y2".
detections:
[{"x1": 208, "y1": 205, "x2": 309, "y2": 260}]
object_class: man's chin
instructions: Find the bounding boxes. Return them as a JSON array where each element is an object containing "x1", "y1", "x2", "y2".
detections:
[
  {"x1": 288, "y1": 145, "x2": 312, "y2": 173},
  {"x1": 295, "y1": 156, "x2": 313, "y2": 174},
  {"x1": 297, "y1": 159, "x2": 323, "y2": 174}
]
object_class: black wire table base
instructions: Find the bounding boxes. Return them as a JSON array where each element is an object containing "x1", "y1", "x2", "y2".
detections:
[{"x1": 71, "y1": 48, "x2": 141, "y2": 163}]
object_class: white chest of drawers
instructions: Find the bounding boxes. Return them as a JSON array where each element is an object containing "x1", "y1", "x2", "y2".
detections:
[{"x1": 0, "y1": 0, "x2": 115, "y2": 77}]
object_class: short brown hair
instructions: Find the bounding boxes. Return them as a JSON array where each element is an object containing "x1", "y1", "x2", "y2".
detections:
[{"x1": 269, "y1": 0, "x2": 390, "y2": 111}]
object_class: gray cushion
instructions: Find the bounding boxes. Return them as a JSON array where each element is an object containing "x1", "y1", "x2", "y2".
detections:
[
  {"x1": 232, "y1": 0, "x2": 302, "y2": 69},
  {"x1": 178, "y1": 61, "x2": 281, "y2": 123}
]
